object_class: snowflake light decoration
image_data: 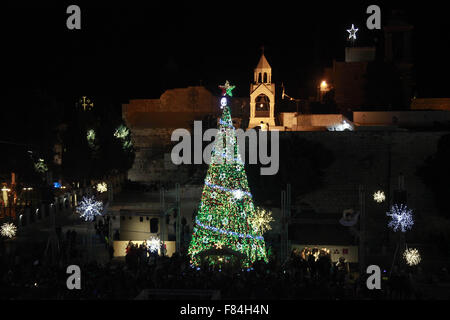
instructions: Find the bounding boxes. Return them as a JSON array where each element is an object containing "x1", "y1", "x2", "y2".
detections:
[
  {"x1": 146, "y1": 236, "x2": 161, "y2": 253},
  {"x1": 1, "y1": 223, "x2": 17, "y2": 238},
  {"x1": 386, "y1": 204, "x2": 414, "y2": 232},
  {"x1": 96, "y1": 182, "x2": 108, "y2": 193},
  {"x1": 114, "y1": 125, "x2": 132, "y2": 150},
  {"x1": 114, "y1": 125, "x2": 130, "y2": 139},
  {"x1": 87, "y1": 129, "x2": 96, "y2": 142},
  {"x1": 249, "y1": 207, "x2": 274, "y2": 234},
  {"x1": 76, "y1": 196, "x2": 103, "y2": 222},
  {"x1": 403, "y1": 248, "x2": 421, "y2": 266},
  {"x1": 86, "y1": 129, "x2": 96, "y2": 148},
  {"x1": 373, "y1": 190, "x2": 386, "y2": 203},
  {"x1": 34, "y1": 159, "x2": 48, "y2": 173},
  {"x1": 123, "y1": 140, "x2": 132, "y2": 149}
]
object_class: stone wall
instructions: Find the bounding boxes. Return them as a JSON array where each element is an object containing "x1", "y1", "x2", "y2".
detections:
[
  {"x1": 123, "y1": 86, "x2": 249, "y2": 183},
  {"x1": 333, "y1": 61, "x2": 368, "y2": 109},
  {"x1": 411, "y1": 98, "x2": 450, "y2": 111},
  {"x1": 290, "y1": 130, "x2": 446, "y2": 247}
]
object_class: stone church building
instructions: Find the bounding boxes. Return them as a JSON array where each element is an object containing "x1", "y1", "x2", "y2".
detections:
[{"x1": 121, "y1": 53, "x2": 448, "y2": 267}]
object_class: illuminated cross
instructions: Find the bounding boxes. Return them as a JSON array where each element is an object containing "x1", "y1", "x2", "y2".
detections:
[{"x1": 80, "y1": 96, "x2": 94, "y2": 111}]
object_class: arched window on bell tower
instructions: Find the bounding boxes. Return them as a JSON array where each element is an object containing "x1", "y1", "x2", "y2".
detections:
[
  {"x1": 258, "y1": 73, "x2": 262, "y2": 83},
  {"x1": 263, "y1": 72, "x2": 268, "y2": 83},
  {"x1": 255, "y1": 94, "x2": 270, "y2": 117}
]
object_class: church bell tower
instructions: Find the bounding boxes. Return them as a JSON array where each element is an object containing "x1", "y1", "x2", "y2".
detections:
[{"x1": 248, "y1": 52, "x2": 276, "y2": 129}]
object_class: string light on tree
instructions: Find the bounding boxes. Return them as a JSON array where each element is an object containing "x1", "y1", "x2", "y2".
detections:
[
  {"x1": 77, "y1": 196, "x2": 103, "y2": 222},
  {"x1": 403, "y1": 248, "x2": 421, "y2": 266},
  {"x1": 220, "y1": 97, "x2": 228, "y2": 109},
  {"x1": 386, "y1": 204, "x2": 414, "y2": 232},
  {"x1": 347, "y1": 24, "x2": 358, "y2": 40},
  {"x1": 233, "y1": 190, "x2": 244, "y2": 200},
  {"x1": 188, "y1": 81, "x2": 268, "y2": 268},
  {"x1": 1, "y1": 223, "x2": 17, "y2": 238},
  {"x1": 373, "y1": 190, "x2": 386, "y2": 203}
]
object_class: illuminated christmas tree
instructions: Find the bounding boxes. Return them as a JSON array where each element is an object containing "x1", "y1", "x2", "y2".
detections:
[{"x1": 188, "y1": 81, "x2": 268, "y2": 268}]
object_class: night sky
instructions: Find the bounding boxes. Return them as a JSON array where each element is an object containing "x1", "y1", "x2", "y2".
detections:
[{"x1": 5, "y1": 1, "x2": 450, "y2": 107}]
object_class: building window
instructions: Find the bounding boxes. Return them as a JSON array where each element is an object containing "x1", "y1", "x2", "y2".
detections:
[
  {"x1": 150, "y1": 218, "x2": 159, "y2": 233},
  {"x1": 263, "y1": 72, "x2": 267, "y2": 83},
  {"x1": 140, "y1": 216, "x2": 143, "y2": 222}
]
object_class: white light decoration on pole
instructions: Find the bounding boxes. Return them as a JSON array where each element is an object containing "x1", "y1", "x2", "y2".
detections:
[
  {"x1": 114, "y1": 125, "x2": 130, "y2": 139},
  {"x1": 249, "y1": 207, "x2": 274, "y2": 234},
  {"x1": 77, "y1": 196, "x2": 103, "y2": 222},
  {"x1": 403, "y1": 248, "x2": 421, "y2": 266},
  {"x1": 34, "y1": 159, "x2": 48, "y2": 173},
  {"x1": 1, "y1": 223, "x2": 17, "y2": 238},
  {"x1": 347, "y1": 24, "x2": 358, "y2": 40},
  {"x1": 147, "y1": 236, "x2": 161, "y2": 253},
  {"x1": 386, "y1": 204, "x2": 414, "y2": 232},
  {"x1": 373, "y1": 190, "x2": 386, "y2": 203},
  {"x1": 96, "y1": 182, "x2": 108, "y2": 193}
]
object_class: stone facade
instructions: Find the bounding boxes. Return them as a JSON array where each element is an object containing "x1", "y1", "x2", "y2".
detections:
[
  {"x1": 289, "y1": 130, "x2": 446, "y2": 251},
  {"x1": 123, "y1": 86, "x2": 249, "y2": 183},
  {"x1": 411, "y1": 98, "x2": 450, "y2": 111}
]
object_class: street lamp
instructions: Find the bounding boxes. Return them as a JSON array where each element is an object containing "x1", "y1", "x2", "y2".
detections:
[{"x1": 281, "y1": 85, "x2": 300, "y2": 114}]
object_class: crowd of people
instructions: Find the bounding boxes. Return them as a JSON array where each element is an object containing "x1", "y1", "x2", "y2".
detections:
[{"x1": 2, "y1": 232, "x2": 448, "y2": 300}]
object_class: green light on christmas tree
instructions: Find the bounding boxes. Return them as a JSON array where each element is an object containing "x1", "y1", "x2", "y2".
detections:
[{"x1": 188, "y1": 81, "x2": 268, "y2": 268}]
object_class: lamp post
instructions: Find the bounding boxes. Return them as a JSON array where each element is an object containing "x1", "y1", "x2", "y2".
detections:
[{"x1": 281, "y1": 86, "x2": 301, "y2": 114}]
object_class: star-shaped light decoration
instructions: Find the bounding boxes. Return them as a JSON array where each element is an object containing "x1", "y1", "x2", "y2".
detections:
[
  {"x1": 215, "y1": 241, "x2": 224, "y2": 249},
  {"x1": 219, "y1": 80, "x2": 236, "y2": 97},
  {"x1": 347, "y1": 24, "x2": 358, "y2": 40}
]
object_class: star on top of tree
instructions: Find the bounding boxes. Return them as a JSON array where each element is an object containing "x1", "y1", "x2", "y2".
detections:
[
  {"x1": 347, "y1": 24, "x2": 358, "y2": 40},
  {"x1": 219, "y1": 80, "x2": 236, "y2": 97}
]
